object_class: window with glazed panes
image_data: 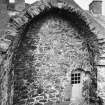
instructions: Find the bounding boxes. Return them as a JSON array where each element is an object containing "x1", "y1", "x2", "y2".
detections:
[{"x1": 71, "y1": 73, "x2": 81, "y2": 84}]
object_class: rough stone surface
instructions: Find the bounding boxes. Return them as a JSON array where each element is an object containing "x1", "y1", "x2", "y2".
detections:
[
  {"x1": 97, "y1": 37, "x2": 105, "y2": 104},
  {"x1": 0, "y1": 0, "x2": 104, "y2": 105},
  {"x1": 12, "y1": 14, "x2": 92, "y2": 105},
  {"x1": 89, "y1": 0, "x2": 102, "y2": 15}
]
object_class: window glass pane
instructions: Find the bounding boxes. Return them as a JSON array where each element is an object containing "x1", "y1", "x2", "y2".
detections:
[
  {"x1": 71, "y1": 73, "x2": 81, "y2": 84},
  {"x1": 71, "y1": 74, "x2": 74, "y2": 77},
  {"x1": 78, "y1": 81, "x2": 80, "y2": 83},
  {"x1": 71, "y1": 78, "x2": 74, "y2": 80},
  {"x1": 72, "y1": 81, "x2": 74, "y2": 84},
  {"x1": 78, "y1": 73, "x2": 80, "y2": 76},
  {"x1": 75, "y1": 81, "x2": 77, "y2": 84},
  {"x1": 75, "y1": 74, "x2": 77, "y2": 76},
  {"x1": 75, "y1": 77, "x2": 78, "y2": 80},
  {"x1": 78, "y1": 77, "x2": 80, "y2": 80}
]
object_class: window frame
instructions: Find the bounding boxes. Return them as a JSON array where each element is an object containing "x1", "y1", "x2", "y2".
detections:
[{"x1": 71, "y1": 72, "x2": 81, "y2": 84}]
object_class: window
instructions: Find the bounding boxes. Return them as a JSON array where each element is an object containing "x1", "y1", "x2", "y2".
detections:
[{"x1": 71, "y1": 73, "x2": 81, "y2": 84}]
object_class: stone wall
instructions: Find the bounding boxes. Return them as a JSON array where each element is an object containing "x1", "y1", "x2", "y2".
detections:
[
  {"x1": 0, "y1": 2, "x2": 13, "y2": 105},
  {"x1": 97, "y1": 38, "x2": 105, "y2": 104},
  {"x1": 12, "y1": 13, "x2": 91, "y2": 105},
  {"x1": 15, "y1": 0, "x2": 25, "y2": 11},
  {"x1": 0, "y1": 0, "x2": 101, "y2": 105},
  {"x1": 0, "y1": 56, "x2": 14, "y2": 105}
]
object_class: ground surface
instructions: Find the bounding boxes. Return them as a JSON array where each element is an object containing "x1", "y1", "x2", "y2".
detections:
[
  {"x1": 44, "y1": 102, "x2": 70, "y2": 105},
  {"x1": 56, "y1": 102, "x2": 70, "y2": 105}
]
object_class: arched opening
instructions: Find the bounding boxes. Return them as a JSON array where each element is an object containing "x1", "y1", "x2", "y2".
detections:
[{"x1": 9, "y1": 6, "x2": 98, "y2": 105}]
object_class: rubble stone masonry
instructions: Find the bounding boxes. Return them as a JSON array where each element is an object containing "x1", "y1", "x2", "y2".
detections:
[{"x1": 12, "y1": 13, "x2": 90, "y2": 105}]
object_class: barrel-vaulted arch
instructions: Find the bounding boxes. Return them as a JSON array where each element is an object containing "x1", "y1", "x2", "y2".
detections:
[
  {"x1": 0, "y1": 0, "x2": 102, "y2": 105},
  {"x1": 9, "y1": 0, "x2": 100, "y2": 68},
  {"x1": 8, "y1": 0, "x2": 99, "y2": 75},
  {"x1": 9, "y1": 0, "x2": 100, "y2": 104}
]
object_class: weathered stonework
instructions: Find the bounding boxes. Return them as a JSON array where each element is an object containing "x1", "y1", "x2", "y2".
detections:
[
  {"x1": 1, "y1": 0, "x2": 105, "y2": 105},
  {"x1": 12, "y1": 14, "x2": 92, "y2": 105},
  {"x1": 89, "y1": 0, "x2": 102, "y2": 15}
]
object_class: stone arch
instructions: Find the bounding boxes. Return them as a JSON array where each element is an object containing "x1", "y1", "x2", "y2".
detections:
[
  {"x1": 7, "y1": 0, "x2": 99, "y2": 68},
  {"x1": 3, "y1": 0, "x2": 99, "y2": 56}
]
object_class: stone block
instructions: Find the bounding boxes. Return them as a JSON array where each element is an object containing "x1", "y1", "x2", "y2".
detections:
[
  {"x1": 39, "y1": 99, "x2": 47, "y2": 103},
  {"x1": 28, "y1": 90, "x2": 37, "y2": 97},
  {"x1": 15, "y1": 0, "x2": 25, "y2": 12},
  {"x1": 0, "y1": 40, "x2": 10, "y2": 52},
  {"x1": 35, "y1": 96, "x2": 44, "y2": 101},
  {"x1": 18, "y1": 100, "x2": 26, "y2": 105},
  {"x1": 27, "y1": 7, "x2": 40, "y2": 18},
  {"x1": 99, "y1": 53, "x2": 105, "y2": 58},
  {"x1": 13, "y1": 17, "x2": 24, "y2": 27},
  {"x1": 5, "y1": 35, "x2": 15, "y2": 41},
  {"x1": 21, "y1": 16, "x2": 29, "y2": 24},
  {"x1": 98, "y1": 59, "x2": 105, "y2": 66},
  {"x1": 5, "y1": 29, "x2": 17, "y2": 37},
  {"x1": 27, "y1": 98, "x2": 34, "y2": 103}
]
